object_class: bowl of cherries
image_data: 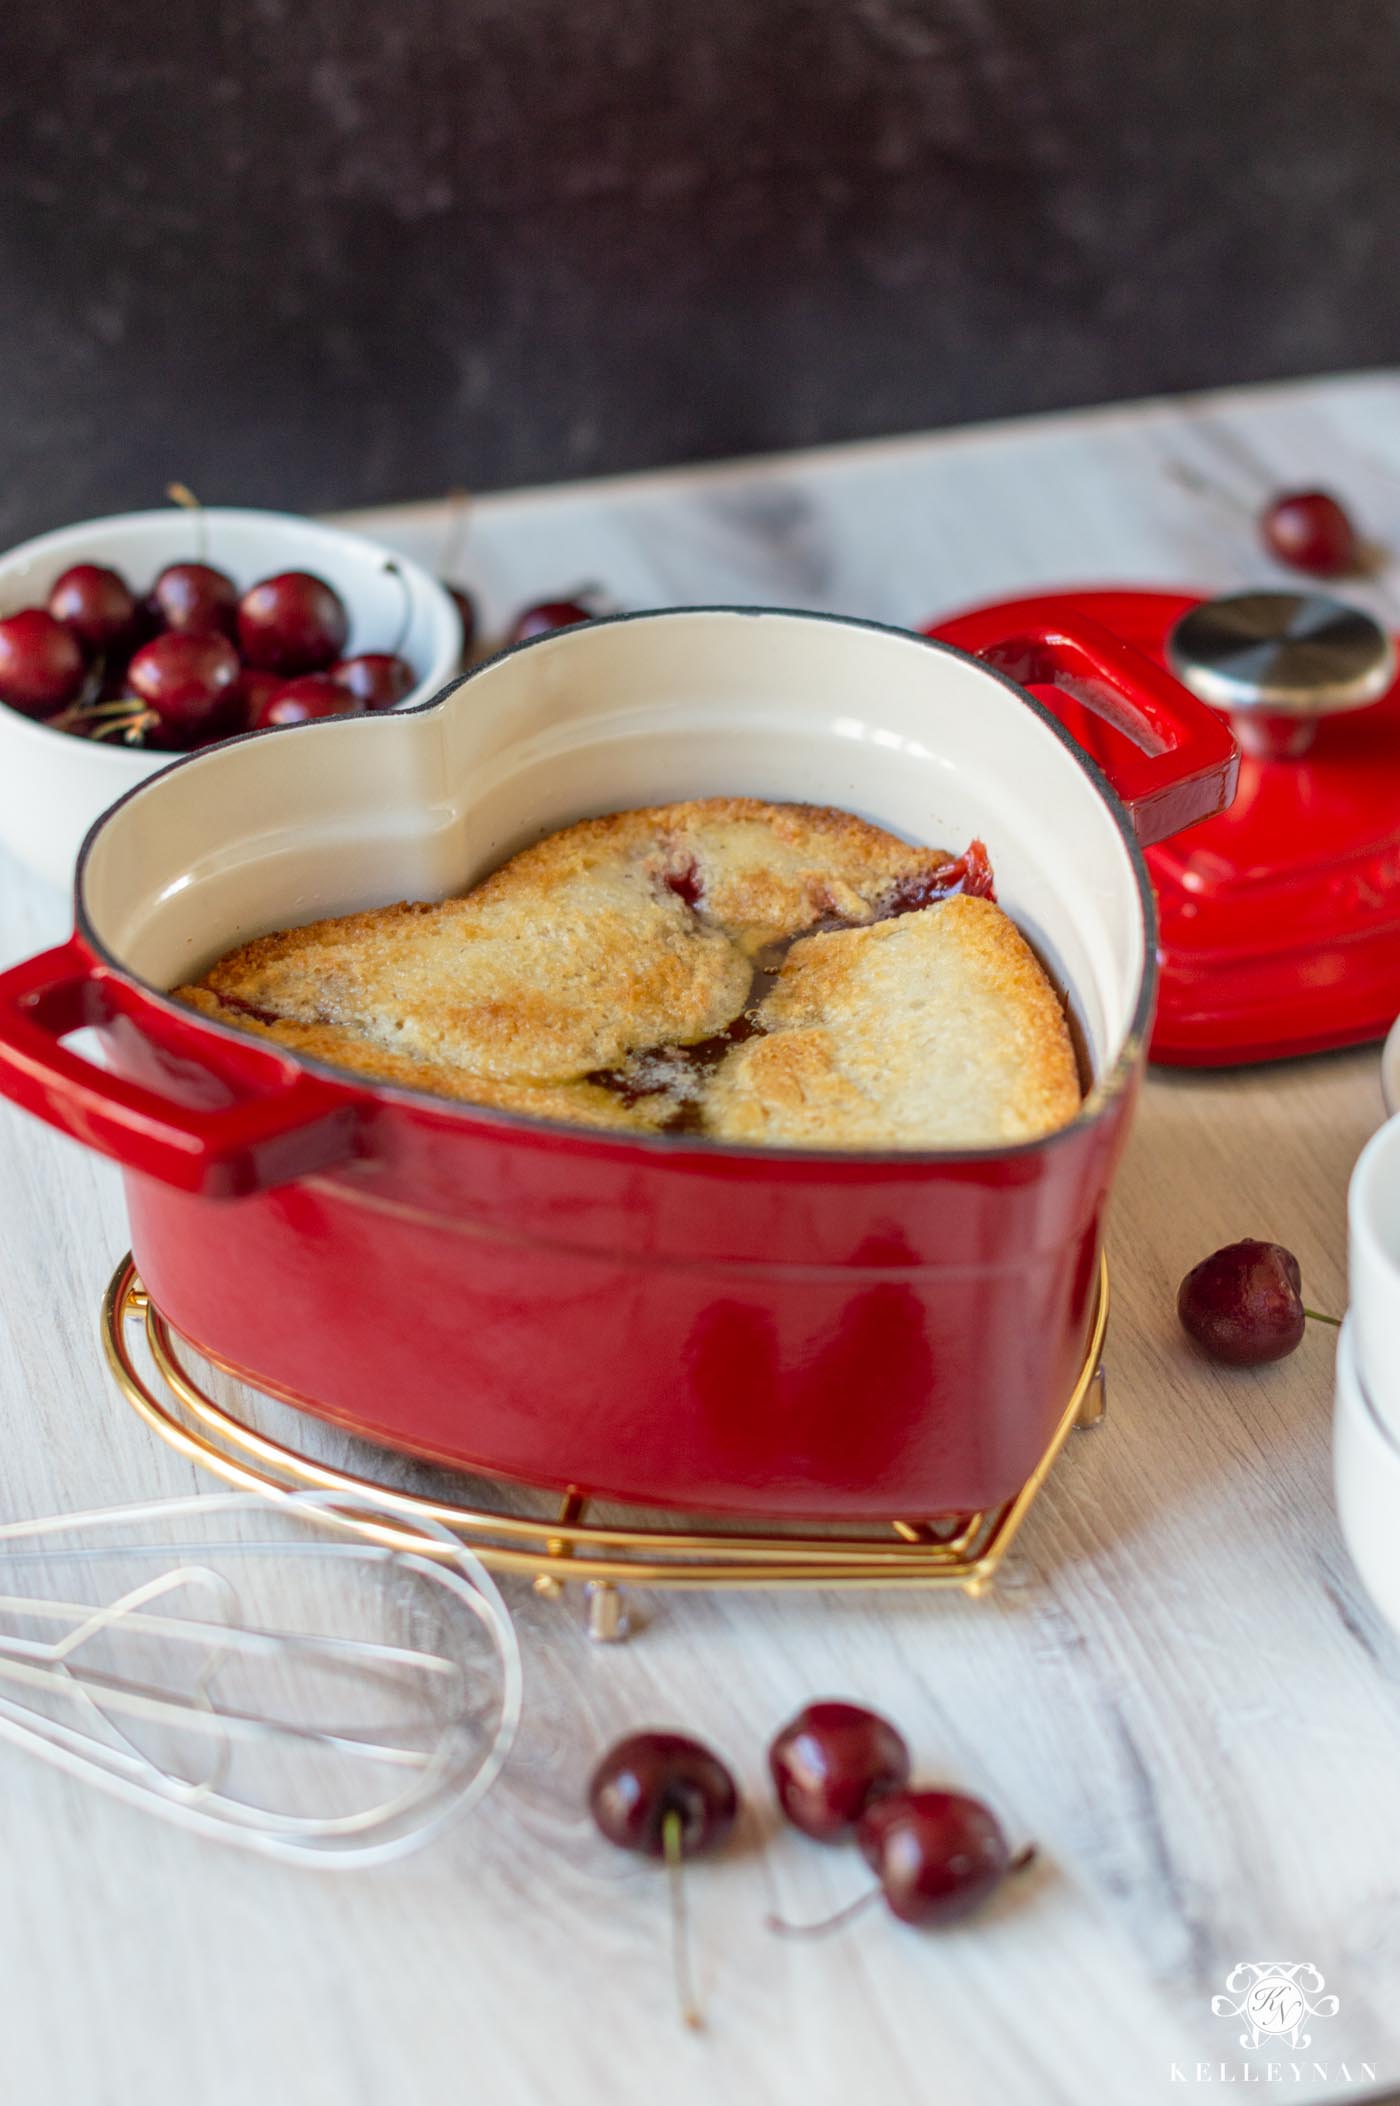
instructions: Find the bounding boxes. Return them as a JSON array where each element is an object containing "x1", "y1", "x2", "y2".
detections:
[{"x1": 0, "y1": 504, "x2": 464, "y2": 889}]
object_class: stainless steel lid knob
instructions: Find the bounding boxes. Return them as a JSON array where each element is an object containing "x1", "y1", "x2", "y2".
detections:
[{"x1": 1167, "y1": 591, "x2": 1396, "y2": 758}]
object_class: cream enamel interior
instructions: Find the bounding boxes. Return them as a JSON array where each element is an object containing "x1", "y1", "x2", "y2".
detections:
[{"x1": 79, "y1": 609, "x2": 1148, "y2": 1096}]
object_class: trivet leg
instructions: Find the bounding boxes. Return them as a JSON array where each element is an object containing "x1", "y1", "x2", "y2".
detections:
[
  {"x1": 891, "y1": 1518, "x2": 972, "y2": 1546},
  {"x1": 585, "y1": 1580, "x2": 631, "y2": 1644},
  {"x1": 529, "y1": 1494, "x2": 634, "y2": 1640},
  {"x1": 533, "y1": 1488, "x2": 585, "y2": 1600},
  {"x1": 1077, "y1": 1362, "x2": 1108, "y2": 1429}
]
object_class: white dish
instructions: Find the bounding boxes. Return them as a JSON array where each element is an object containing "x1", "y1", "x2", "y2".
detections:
[
  {"x1": 1333, "y1": 1314, "x2": 1400, "y2": 1641},
  {"x1": 1346, "y1": 1112, "x2": 1400, "y2": 1448},
  {"x1": 0, "y1": 508, "x2": 462, "y2": 891},
  {"x1": 1382, "y1": 1014, "x2": 1400, "y2": 1118}
]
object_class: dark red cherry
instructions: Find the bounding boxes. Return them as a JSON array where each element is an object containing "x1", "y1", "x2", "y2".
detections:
[
  {"x1": 48, "y1": 565, "x2": 138, "y2": 654},
  {"x1": 1177, "y1": 1239, "x2": 1308, "y2": 1365},
  {"x1": 508, "y1": 594, "x2": 596, "y2": 644},
  {"x1": 1261, "y1": 491, "x2": 1360, "y2": 577},
  {"x1": 445, "y1": 584, "x2": 477, "y2": 660},
  {"x1": 250, "y1": 674, "x2": 366, "y2": 730},
  {"x1": 127, "y1": 631, "x2": 241, "y2": 745},
  {"x1": 237, "y1": 571, "x2": 349, "y2": 673},
  {"x1": 857, "y1": 1790, "x2": 1021, "y2": 1927},
  {"x1": 231, "y1": 666, "x2": 284, "y2": 729},
  {"x1": 588, "y1": 1731, "x2": 739, "y2": 1859},
  {"x1": 0, "y1": 608, "x2": 88, "y2": 716},
  {"x1": 589, "y1": 1729, "x2": 738, "y2": 2031},
  {"x1": 150, "y1": 561, "x2": 239, "y2": 637},
  {"x1": 329, "y1": 652, "x2": 415, "y2": 711},
  {"x1": 769, "y1": 1701, "x2": 910, "y2": 1843}
]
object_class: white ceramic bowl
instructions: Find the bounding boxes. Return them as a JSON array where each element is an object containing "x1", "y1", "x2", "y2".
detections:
[
  {"x1": 1334, "y1": 1315, "x2": 1400, "y2": 1640},
  {"x1": 0, "y1": 508, "x2": 462, "y2": 890},
  {"x1": 1347, "y1": 1112, "x2": 1400, "y2": 1448},
  {"x1": 1382, "y1": 1015, "x2": 1400, "y2": 1118}
]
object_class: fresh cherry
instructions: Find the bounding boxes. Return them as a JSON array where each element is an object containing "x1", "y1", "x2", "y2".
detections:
[
  {"x1": 48, "y1": 565, "x2": 138, "y2": 654},
  {"x1": 856, "y1": 1789, "x2": 1027, "y2": 1927},
  {"x1": 508, "y1": 594, "x2": 597, "y2": 644},
  {"x1": 249, "y1": 674, "x2": 366, "y2": 730},
  {"x1": 589, "y1": 1730, "x2": 738, "y2": 1859},
  {"x1": 237, "y1": 571, "x2": 349, "y2": 673},
  {"x1": 0, "y1": 608, "x2": 88, "y2": 716},
  {"x1": 150, "y1": 561, "x2": 239, "y2": 637},
  {"x1": 330, "y1": 652, "x2": 414, "y2": 711},
  {"x1": 127, "y1": 631, "x2": 241, "y2": 746},
  {"x1": 589, "y1": 1729, "x2": 739, "y2": 2031},
  {"x1": 769, "y1": 1701, "x2": 910, "y2": 1843},
  {"x1": 231, "y1": 666, "x2": 285, "y2": 729},
  {"x1": 1176, "y1": 1239, "x2": 1335, "y2": 1365},
  {"x1": 1260, "y1": 490, "x2": 1361, "y2": 577}
]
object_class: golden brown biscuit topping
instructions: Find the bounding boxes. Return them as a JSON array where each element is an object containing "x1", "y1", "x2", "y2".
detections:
[{"x1": 178, "y1": 800, "x2": 1080, "y2": 1149}]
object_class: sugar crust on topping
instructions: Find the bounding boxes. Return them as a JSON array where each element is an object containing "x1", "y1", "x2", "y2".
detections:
[{"x1": 702, "y1": 896, "x2": 1083, "y2": 1149}]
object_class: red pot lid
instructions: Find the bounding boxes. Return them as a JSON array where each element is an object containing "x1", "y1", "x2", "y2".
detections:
[{"x1": 928, "y1": 587, "x2": 1400, "y2": 1068}]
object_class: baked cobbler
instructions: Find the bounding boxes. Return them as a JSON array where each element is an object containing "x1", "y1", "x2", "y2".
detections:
[{"x1": 177, "y1": 798, "x2": 1082, "y2": 1148}]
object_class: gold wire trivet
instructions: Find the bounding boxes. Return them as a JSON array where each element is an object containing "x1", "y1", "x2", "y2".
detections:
[{"x1": 101, "y1": 1253, "x2": 1108, "y2": 1639}]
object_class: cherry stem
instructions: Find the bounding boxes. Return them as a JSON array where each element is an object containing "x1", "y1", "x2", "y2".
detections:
[
  {"x1": 50, "y1": 684, "x2": 152, "y2": 742},
  {"x1": 383, "y1": 559, "x2": 412, "y2": 658},
  {"x1": 439, "y1": 487, "x2": 472, "y2": 578},
  {"x1": 766, "y1": 1845, "x2": 1037, "y2": 1942},
  {"x1": 766, "y1": 1884, "x2": 882, "y2": 1940},
  {"x1": 53, "y1": 697, "x2": 136, "y2": 725},
  {"x1": 167, "y1": 481, "x2": 206, "y2": 562},
  {"x1": 89, "y1": 706, "x2": 157, "y2": 745},
  {"x1": 47, "y1": 656, "x2": 107, "y2": 731},
  {"x1": 1303, "y1": 1308, "x2": 1341, "y2": 1328},
  {"x1": 662, "y1": 1809, "x2": 703, "y2": 2031}
]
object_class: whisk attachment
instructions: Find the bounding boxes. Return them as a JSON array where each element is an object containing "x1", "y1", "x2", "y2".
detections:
[{"x1": 0, "y1": 1490, "x2": 521, "y2": 1867}]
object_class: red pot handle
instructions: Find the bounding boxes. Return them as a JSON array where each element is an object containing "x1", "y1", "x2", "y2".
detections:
[
  {"x1": 0, "y1": 938, "x2": 363, "y2": 1199},
  {"x1": 928, "y1": 596, "x2": 1239, "y2": 846}
]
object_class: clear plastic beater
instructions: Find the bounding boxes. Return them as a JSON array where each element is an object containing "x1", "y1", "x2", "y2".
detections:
[{"x1": 0, "y1": 1488, "x2": 522, "y2": 1867}]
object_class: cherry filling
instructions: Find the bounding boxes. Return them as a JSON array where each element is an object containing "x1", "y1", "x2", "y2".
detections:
[
  {"x1": 215, "y1": 993, "x2": 284, "y2": 1027},
  {"x1": 664, "y1": 858, "x2": 705, "y2": 908},
  {"x1": 586, "y1": 973, "x2": 769, "y2": 1125},
  {"x1": 589, "y1": 839, "x2": 997, "y2": 1128},
  {"x1": 880, "y1": 838, "x2": 994, "y2": 915}
]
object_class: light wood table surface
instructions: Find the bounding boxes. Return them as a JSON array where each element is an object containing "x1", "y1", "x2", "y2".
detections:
[{"x1": 4, "y1": 373, "x2": 1400, "y2": 2106}]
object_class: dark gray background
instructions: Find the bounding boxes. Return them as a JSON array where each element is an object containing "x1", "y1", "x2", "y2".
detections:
[{"x1": 3, "y1": 0, "x2": 1398, "y2": 545}]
